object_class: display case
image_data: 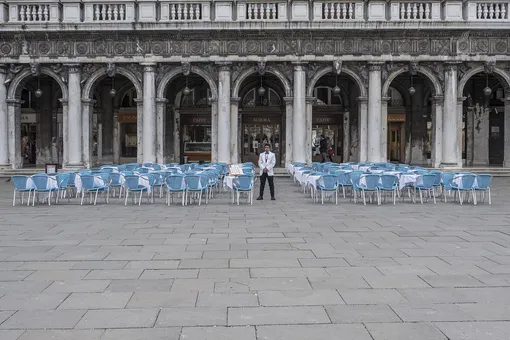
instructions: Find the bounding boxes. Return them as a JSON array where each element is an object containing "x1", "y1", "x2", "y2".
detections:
[{"x1": 183, "y1": 142, "x2": 212, "y2": 162}]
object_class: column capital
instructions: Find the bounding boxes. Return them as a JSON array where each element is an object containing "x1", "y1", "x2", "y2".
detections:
[
  {"x1": 432, "y1": 95, "x2": 444, "y2": 104},
  {"x1": 292, "y1": 62, "x2": 307, "y2": 71},
  {"x1": 381, "y1": 96, "x2": 391, "y2": 102},
  {"x1": 306, "y1": 96, "x2": 316, "y2": 104},
  {"x1": 141, "y1": 63, "x2": 157, "y2": 72},
  {"x1": 156, "y1": 97, "x2": 169, "y2": 104},
  {"x1": 216, "y1": 62, "x2": 232, "y2": 72},
  {"x1": 457, "y1": 96, "x2": 467, "y2": 104},
  {"x1": 6, "y1": 99, "x2": 22, "y2": 105},
  {"x1": 230, "y1": 97, "x2": 240, "y2": 104},
  {"x1": 134, "y1": 98, "x2": 143, "y2": 104},
  {"x1": 368, "y1": 62, "x2": 383, "y2": 71},
  {"x1": 283, "y1": 96, "x2": 293, "y2": 105},
  {"x1": 444, "y1": 61, "x2": 461, "y2": 72},
  {"x1": 357, "y1": 96, "x2": 368, "y2": 103},
  {"x1": 64, "y1": 64, "x2": 81, "y2": 73},
  {"x1": 81, "y1": 98, "x2": 96, "y2": 105}
]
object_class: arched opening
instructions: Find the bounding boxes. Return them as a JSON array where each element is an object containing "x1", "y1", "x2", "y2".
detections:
[
  {"x1": 311, "y1": 73, "x2": 359, "y2": 163},
  {"x1": 88, "y1": 74, "x2": 139, "y2": 165},
  {"x1": 463, "y1": 73, "x2": 507, "y2": 165},
  {"x1": 386, "y1": 73, "x2": 435, "y2": 165},
  {"x1": 16, "y1": 75, "x2": 63, "y2": 168},
  {"x1": 164, "y1": 74, "x2": 212, "y2": 164},
  {"x1": 238, "y1": 73, "x2": 286, "y2": 165}
]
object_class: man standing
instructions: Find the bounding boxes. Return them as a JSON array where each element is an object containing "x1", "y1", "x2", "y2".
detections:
[{"x1": 257, "y1": 143, "x2": 276, "y2": 201}]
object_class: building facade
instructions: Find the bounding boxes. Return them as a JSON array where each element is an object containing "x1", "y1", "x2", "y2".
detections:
[{"x1": 0, "y1": 0, "x2": 510, "y2": 169}]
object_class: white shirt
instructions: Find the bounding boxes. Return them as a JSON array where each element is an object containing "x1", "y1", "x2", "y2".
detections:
[{"x1": 258, "y1": 151, "x2": 276, "y2": 176}]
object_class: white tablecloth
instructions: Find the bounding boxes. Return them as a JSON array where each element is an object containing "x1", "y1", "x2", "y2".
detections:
[
  {"x1": 306, "y1": 175, "x2": 321, "y2": 189},
  {"x1": 399, "y1": 174, "x2": 420, "y2": 190},
  {"x1": 26, "y1": 176, "x2": 58, "y2": 191},
  {"x1": 74, "y1": 175, "x2": 106, "y2": 193},
  {"x1": 452, "y1": 175, "x2": 478, "y2": 189}
]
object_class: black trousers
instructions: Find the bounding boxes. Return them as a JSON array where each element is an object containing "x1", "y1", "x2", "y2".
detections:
[{"x1": 259, "y1": 172, "x2": 275, "y2": 198}]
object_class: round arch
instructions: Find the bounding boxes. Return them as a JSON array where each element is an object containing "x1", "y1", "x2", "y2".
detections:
[
  {"x1": 82, "y1": 67, "x2": 143, "y2": 100},
  {"x1": 115, "y1": 81, "x2": 138, "y2": 108},
  {"x1": 156, "y1": 65, "x2": 218, "y2": 100},
  {"x1": 232, "y1": 66, "x2": 292, "y2": 98},
  {"x1": 307, "y1": 65, "x2": 368, "y2": 98},
  {"x1": 8, "y1": 67, "x2": 69, "y2": 100},
  {"x1": 458, "y1": 66, "x2": 510, "y2": 97},
  {"x1": 382, "y1": 65, "x2": 443, "y2": 98}
]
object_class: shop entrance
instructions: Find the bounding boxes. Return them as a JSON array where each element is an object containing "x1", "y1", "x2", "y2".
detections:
[
  {"x1": 180, "y1": 114, "x2": 212, "y2": 163},
  {"x1": 388, "y1": 121, "x2": 405, "y2": 163},
  {"x1": 311, "y1": 115, "x2": 343, "y2": 163},
  {"x1": 242, "y1": 116, "x2": 281, "y2": 165}
]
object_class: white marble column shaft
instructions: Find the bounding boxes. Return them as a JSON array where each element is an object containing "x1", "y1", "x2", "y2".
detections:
[
  {"x1": 142, "y1": 64, "x2": 156, "y2": 163},
  {"x1": 81, "y1": 99, "x2": 95, "y2": 168},
  {"x1": 358, "y1": 97, "x2": 368, "y2": 162},
  {"x1": 67, "y1": 65, "x2": 83, "y2": 167},
  {"x1": 442, "y1": 64, "x2": 460, "y2": 167},
  {"x1": 173, "y1": 108, "x2": 180, "y2": 163},
  {"x1": 284, "y1": 97, "x2": 293, "y2": 167},
  {"x1": 7, "y1": 99, "x2": 21, "y2": 169},
  {"x1": 217, "y1": 64, "x2": 231, "y2": 164},
  {"x1": 368, "y1": 63, "x2": 382, "y2": 162},
  {"x1": 305, "y1": 97, "x2": 314, "y2": 164},
  {"x1": 0, "y1": 66, "x2": 9, "y2": 166},
  {"x1": 431, "y1": 96, "x2": 444, "y2": 168},
  {"x1": 135, "y1": 99, "x2": 143, "y2": 163},
  {"x1": 156, "y1": 98, "x2": 168, "y2": 164},
  {"x1": 230, "y1": 97, "x2": 240, "y2": 164},
  {"x1": 293, "y1": 64, "x2": 307, "y2": 163},
  {"x1": 380, "y1": 97, "x2": 390, "y2": 162}
]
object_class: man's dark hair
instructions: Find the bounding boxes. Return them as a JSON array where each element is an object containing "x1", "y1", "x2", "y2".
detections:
[{"x1": 264, "y1": 143, "x2": 271, "y2": 148}]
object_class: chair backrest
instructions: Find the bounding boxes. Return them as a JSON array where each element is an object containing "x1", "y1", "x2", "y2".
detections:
[
  {"x1": 96, "y1": 173, "x2": 111, "y2": 185},
  {"x1": 152, "y1": 165, "x2": 162, "y2": 171},
  {"x1": 476, "y1": 174, "x2": 492, "y2": 189},
  {"x1": 379, "y1": 174, "x2": 398, "y2": 189},
  {"x1": 57, "y1": 173, "x2": 70, "y2": 188},
  {"x1": 361, "y1": 174, "x2": 380, "y2": 189},
  {"x1": 441, "y1": 172, "x2": 455, "y2": 189},
  {"x1": 318, "y1": 175, "x2": 338, "y2": 189},
  {"x1": 125, "y1": 164, "x2": 137, "y2": 171},
  {"x1": 12, "y1": 175, "x2": 30, "y2": 190},
  {"x1": 349, "y1": 172, "x2": 362, "y2": 189},
  {"x1": 138, "y1": 167, "x2": 150, "y2": 174},
  {"x1": 79, "y1": 169, "x2": 91, "y2": 175},
  {"x1": 90, "y1": 168, "x2": 102, "y2": 174},
  {"x1": 79, "y1": 175, "x2": 96, "y2": 190},
  {"x1": 31, "y1": 174, "x2": 49, "y2": 190},
  {"x1": 100, "y1": 167, "x2": 116, "y2": 173},
  {"x1": 459, "y1": 174, "x2": 477, "y2": 189},
  {"x1": 66, "y1": 172, "x2": 77, "y2": 185},
  {"x1": 419, "y1": 174, "x2": 436, "y2": 188},
  {"x1": 166, "y1": 175, "x2": 186, "y2": 190},
  {"x1": 124, "y1": 175, "x2": 142, "y2": 190},
  {"x1": 141, "y1": 173, "x2": 156, "y2": 186},
  {"x1": 430, "y1": 172, "x2": 442, "y2": 186},
  {"x1": 110, "y1": 173, "x2": 122, "y2": 185},
  {"x1": 235, "y1": 175, "x2": 253, "y2": 190},
  {"x1": 185, "y1": 175, "x2": 205, "y2": 190}
]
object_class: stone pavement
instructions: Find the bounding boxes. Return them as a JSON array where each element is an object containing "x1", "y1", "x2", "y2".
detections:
[{"x1": 0, "y1": 176, "x2": 510, "y2": 340}]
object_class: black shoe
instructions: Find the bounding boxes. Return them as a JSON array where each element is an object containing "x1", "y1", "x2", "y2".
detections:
[
  {"x1": 256, "y1": 197, "x2": 263, "y2": 200},
  {"x1": 271, "y1": 197, "x2": 276, "y2": 201}
]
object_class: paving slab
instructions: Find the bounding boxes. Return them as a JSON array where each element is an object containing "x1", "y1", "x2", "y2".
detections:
[
  {"x1": 180, "y1": 326, "x2": 255, "y2": 340},
  {"x1": 435, "y1": 321, "x2": 510, "y2": 340},
  {"x1": 256, "y1": 324, "x2": 373, "y2": 340}
]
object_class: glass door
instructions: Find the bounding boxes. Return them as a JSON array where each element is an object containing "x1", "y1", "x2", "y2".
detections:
[
  {"x1": 242, "y1": 123, "x2": 281, "y2": 165},
  {"x1": 388, "y1": 123, "x2": 403, "y2": 162}
]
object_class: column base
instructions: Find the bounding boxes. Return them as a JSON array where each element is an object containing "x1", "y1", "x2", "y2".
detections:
[
  {"x1": 440, "y1": 162, "x2": 462, "y2": 169},
  {"x1": 503, "y1": 160, "x2": 510, "y2": 168},
  {"x1": 63, "y1": 163, "x2": 85, "y2": 171}
]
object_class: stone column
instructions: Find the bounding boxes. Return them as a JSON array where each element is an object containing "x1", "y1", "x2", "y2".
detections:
[
  {"x1": 156, "y1": 98, "x2": 168, "y2": 164},
  {"x1": 305, "y1": 97, "x2": 315, "y2": 164},
  {"x1": 173, "y1": 108, "x2": 180, "y2": 163},
  {"x1": 7, "y1": 99, "x2": 21, "y2": 169},
  {"x1": 112, "y1": 110, "x2": 120, "y2": 165},
  {"x1": 504, "y1": 98, "x2": 510, "y2": 167},
  {"x1": 431, "y1": 95, "x2": 444, "y2": 168},
  {"x1": 66, "y1": 65, "x2": 83, "y2": 168},
  {"x1": 81, "y1": 98, "x2": 95, "y2": 168},
  {"x1": 293, "y1": 63, "x2": 307, "y2": 163},
  {"x1": 343, "y1": 110, "x2": 350, "y2": 162},
  {"x1": 0, "y1": 65, "x2": 9, "y2": 167},
  {"x1": 358, "y1": 97, "x2": 368, "y2": 162},
  {"x1": 381, "y1": 96, "x2": 390, "y2": 162},
  {"x1": 284, "y1": 97, "x2": 293, "y2": 167},
  {"x1": 442, "y1": 63, "x2": 460, "y2": 167},
  {"x1": 135, "y1": 98, "x2": 143, "y2": 163},
  {"x1": 217, "y1": 63, "x2": 231, "y2": 164},
  {"x1": 211, "y1": 99, "x2": 218, "y2": 163},
  {"x1": 142, "y1": 63, "x2": 156, "y2": 164},
  {"x1": 368, "y1": 63, "x2": 382, "y2": 162},
  {"x1": 230, "y1": 97, "x2": 240, "y2": 164},
  {"x1": 101, "y1": 83, "x2": 114, "y2": 161}
]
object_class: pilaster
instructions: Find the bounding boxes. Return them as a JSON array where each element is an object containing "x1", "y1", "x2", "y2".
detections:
[
  {"x1": 0, "y1": 65, "x2": 9, "y2": 167},
  {"x1": 357, "y1": 96, "x2": 368, "y2": 162},
  {"x1": 81, "y1": 98, "x2": 96, "y2": 168},
  {"x1": 7, "y1": 99, "x2": 22, "y2": 169},
  {"x1": 284, "y1": 96, "x2": 294, "y2": 167},
  {"x1": 441, "y1": 62, "x2": 461, "y2": 168},
  {"x1": 156, "y1": 97, "x2": 168, "y2": 164},
  {"x1": 431, "y1": 95, "x2": 444, "y2": 168},
  {"x1": 230, "y1": 97, "x2": 240, "y2": 164}
]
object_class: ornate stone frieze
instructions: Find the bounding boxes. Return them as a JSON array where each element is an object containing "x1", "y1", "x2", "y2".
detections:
[
  {"x1": 50, "y1": 64, "x2": 68, "y2": 83},
  {"x1": 423, "y1": 62, "x2": 445, "y2": 93},
  {"x1": 484, "y1": 60, "x2": 496, "y2": 74},
  {"x1": 0, "y1": 31, "x2": 507, "y2": 59},
  {"x1": 200, "y1": 63, "x2": 218, "y2": 82}
]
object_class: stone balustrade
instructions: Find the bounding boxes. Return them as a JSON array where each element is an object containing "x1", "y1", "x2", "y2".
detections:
[{"x1": 0, "y1": 0, "x2": 508, "y2": 24}]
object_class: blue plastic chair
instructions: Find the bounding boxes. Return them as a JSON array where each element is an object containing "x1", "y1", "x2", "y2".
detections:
[
  {"x1": 80, "y1": 174, "x2": 110, "y2": 205},
  {"x1": 31, "y1": 174, "x2": 59, "y2": 206},
  {"x1": 124, "y1": 175, "x2": 150, "y2": 206},
  {"x1": 413, "y1": 174, "x2": 437, "y2": 204},
  {"x1": 11, "y1": 175, "x2": 34, "y2": 206},
  {"x1": 317, "y1": 175, "x2": 339, "y2": 205},
  {"x1": 185, "y1": 175, "x2": 208, "y2": 206},
  {"x1": 56, "y1": 173, "x2": 70, "y2": 203},
  {"x1": 441, "y1": 172, "x2": 455, "y2": 203},
  {"x1": 109, "y1": 172, "x2": 123, "y2": 198},
  {"x1": 475, "y1": 174, "x2": 492, "y2": 205},
  {"x1": 451, "y1": 174, "x2": 477, "y2": 205},
  {"x1": 166, "y1": 175, "x2": 187, "y2": 206},
  {"x1": 378, "y1": 174, "x2": 398, "y2": 205},
  {"x1": 358, "y1": 174, "x2": 381, "y2": 205},
  {"x1": 233, "y1": 175, "x2": 254, "y2": 205}
]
